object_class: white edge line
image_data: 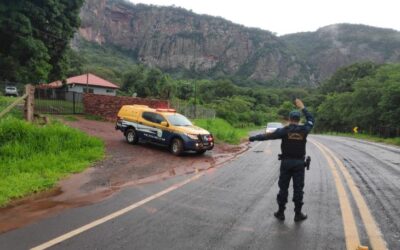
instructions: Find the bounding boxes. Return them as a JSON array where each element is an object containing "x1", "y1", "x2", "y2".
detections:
[
  {"x1": 31, "y1": 172, "x2": 204, "y2": 250},
  {"x1": 251, "y1": 142, "x2": 263, "y2": 150}
]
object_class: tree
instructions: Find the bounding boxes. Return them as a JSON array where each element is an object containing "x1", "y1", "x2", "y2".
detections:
[
  {"x1": 379, "y1": 82, "x2": 400, "y2": 126},
  {"x1": 317, "y1": 93, "x2": 353, "y2": 131},
  {"x1": 157, "y1": 75, "x2": 176, "y2": 99},
  {"x1": 122, "y1": 65, "x2": 146, "y2": 95},
  {"x1": 277, "y1": 101, "x2": 295, "y2": 120},
  {"x1": 374, "y1": 64, "x2": 400, "y2": 127},
  {"x1": 144, "y1": 68, "x2": 163, "y2": 97},
  {"x1": 0, "y1": 10, "x2": 51, "y2": 83},
  {"x1": 0, "y1": 0, "x2": 84, "y2": 84},
  {"x1": 177, "y1": 82, "x2": 193, "y2": 100},
  {"x1": 316, "y1": 63, "x2": 400, "y2": 132},
  {"x1": 213, "y1": 79, "x2": 237, "y2": 98},
  {"x1": 320, "y1": 62, "x2": 380, "y2": 94}
]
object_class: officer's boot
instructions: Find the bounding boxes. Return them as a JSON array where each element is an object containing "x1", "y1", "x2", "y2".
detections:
[
  {"x1": 274, "y1": 205, "x2": 285, "y2": 221},
  {"x1": 294, "y1": 203, "x2": 307, "y2": 222}
]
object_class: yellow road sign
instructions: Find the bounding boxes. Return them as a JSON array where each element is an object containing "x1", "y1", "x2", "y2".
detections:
[{"x1": 353, "y1": 127, "x2": 358, "y2": 133}]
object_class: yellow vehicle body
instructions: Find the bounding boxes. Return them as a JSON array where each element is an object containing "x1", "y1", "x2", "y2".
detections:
[{"x1": 115, "y1": 105, "x2": 214, "y2": 155}]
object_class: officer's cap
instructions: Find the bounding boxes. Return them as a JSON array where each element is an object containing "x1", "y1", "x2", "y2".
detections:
[{"x1": 289, "y1": 110, "x2": 301, "y2": 121}]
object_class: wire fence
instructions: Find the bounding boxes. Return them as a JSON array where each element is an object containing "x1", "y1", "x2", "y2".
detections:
[
  {"x1": 34, "y1": 88, "x2": 84, "y2": 114},
  {"x1": 171, "y1": 100, "x2": 216, "y2": 119}
]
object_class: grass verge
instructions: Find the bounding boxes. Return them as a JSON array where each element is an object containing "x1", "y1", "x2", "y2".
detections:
[
  {"x1": 82, "y1": 114, "x2": 106, "y2": 121},
  {"x1": 323, "y1": 132, "x2": 400, "y2": 147},
  {"x1": 194, "y1": 118, "x2": 259, "y2": 144},
  {"x1": 0, "y1": 117, "x2": 104, "y2": 206}
]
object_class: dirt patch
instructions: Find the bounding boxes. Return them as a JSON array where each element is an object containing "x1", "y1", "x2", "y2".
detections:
[{"x1": 0, "y1": 116, "x2": 249, "y2": 233}]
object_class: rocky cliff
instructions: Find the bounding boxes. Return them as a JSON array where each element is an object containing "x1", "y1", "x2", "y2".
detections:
[
  {"x1": 77, "y1": 0, "x2": 400, "y2": 85},
  {"x1": 78, "y1": 0, "x2": 311, "y2": 85},
  {"x1": 282, "y1": 24, "x2": 400, "y2": 80}
]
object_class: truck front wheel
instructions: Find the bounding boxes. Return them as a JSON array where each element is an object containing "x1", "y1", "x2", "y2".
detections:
[
  {"x1": 125, "y1": 128, "x2": 138, "y2": 144},
  {"x1": 171, "y1": 138, "x2": 184, "y2": 156}
]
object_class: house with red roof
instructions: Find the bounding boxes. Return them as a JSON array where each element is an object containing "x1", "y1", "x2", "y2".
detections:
[{"x1": 44, "y1": 73, "x2": 120, "y2": 96}]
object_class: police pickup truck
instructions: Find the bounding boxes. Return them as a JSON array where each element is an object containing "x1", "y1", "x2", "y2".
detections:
[{"x1": 115, "y1": 105, "x2": 214, "y2": 155}]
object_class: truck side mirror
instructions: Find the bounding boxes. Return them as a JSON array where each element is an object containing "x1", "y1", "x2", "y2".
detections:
[{"x1": 161, "y1": 121, "x2": 169, "y2": 127}]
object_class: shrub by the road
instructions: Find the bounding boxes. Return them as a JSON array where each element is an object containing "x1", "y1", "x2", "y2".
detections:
[
  {"x1": 194, "y1": 118, "x2": 257, "y2": 144},
  {"x1": 0, "y1": 117, "x2": 104, "y2": 206}
]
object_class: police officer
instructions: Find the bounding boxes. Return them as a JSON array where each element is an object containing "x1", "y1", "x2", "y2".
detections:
[{"x1": 249, "y1": 98, "x2": 314, "y2": 222}]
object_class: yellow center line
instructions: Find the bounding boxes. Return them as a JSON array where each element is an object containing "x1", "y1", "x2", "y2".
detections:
[
  {"x1": 30, "y1": 172, "x2": 205, "y2": 250},
  {"x1": 311, "y1": 140, "x2": 362, "y2": 250},
  {"x1": 321, "y1": 143, "x2": 387, "y2": 250}
]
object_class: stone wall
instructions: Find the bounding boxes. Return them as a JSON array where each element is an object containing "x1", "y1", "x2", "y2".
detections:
[{"x1": 83, "y1": 93, "x2": 169, "y2": 121}]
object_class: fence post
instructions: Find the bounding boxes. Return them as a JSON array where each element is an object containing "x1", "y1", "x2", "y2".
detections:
[
  {"x1": 25, "y1": 84, "x2": 35, "y2": 122},
  {"x1": 73, "y1": 92, "x2": 76, "y2": 114}
]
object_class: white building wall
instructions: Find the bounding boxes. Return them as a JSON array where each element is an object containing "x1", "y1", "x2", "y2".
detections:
[{"x1": 67, "y1": 85, "x2": 116, "y2": 96}]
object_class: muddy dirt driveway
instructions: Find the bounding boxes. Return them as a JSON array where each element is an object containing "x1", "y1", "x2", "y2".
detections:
[
  {"x1": 0, "y1": 117, "x2": 247, "y2": 233},
  {"x1": 66, "y1": 117, "x2": 247, "y2": 189}
]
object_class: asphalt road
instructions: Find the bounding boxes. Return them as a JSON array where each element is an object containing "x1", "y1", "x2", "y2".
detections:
[{"x1": 0, "y1": 135, "x2": 399, "y2": 250}]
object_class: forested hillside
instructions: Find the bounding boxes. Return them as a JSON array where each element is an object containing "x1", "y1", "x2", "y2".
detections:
[
  {"x1": 282, "y1": 24, "x2": 400, "y2": 81},
  {"x1": 316, "y1": 63, "x2": 400, "y2": 132}
]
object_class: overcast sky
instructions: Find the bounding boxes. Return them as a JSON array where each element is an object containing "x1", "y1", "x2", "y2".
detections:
[{"x1": 129, "y1": 0, "x2": 399, "y2": 35}]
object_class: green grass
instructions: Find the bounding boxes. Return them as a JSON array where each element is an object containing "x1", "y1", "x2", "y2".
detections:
[
  {"x1": 82, "y1": 114, "x2": 105, "y2": 121},
  {"x1": 0, "y1": 117, "x2": 104, "y2": 206},
  {"x1": 194, "y1": 118, "x2": 260, "y2": 144},
  {"x1": 62, "y1": 115, "x2": 79, "y2": 121},
  {"x1": 323, "y1": 132, "x2": 400, "y2": 147}
]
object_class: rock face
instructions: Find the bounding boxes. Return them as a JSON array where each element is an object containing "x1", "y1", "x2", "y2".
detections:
[
  {"x1": 78, "y1": 0, "x2": 311, "y2": 85},
  {"x1": 281, "y1": 24, "x2": 400, "y2": 80},
  {"x1": 78, "y1": 0, "x2": 400, "y2": 85}
]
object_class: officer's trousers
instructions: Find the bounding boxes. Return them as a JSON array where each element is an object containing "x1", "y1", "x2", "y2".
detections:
[{"x1": 277, "y1": 159, "x2": 305, "y2": 212}]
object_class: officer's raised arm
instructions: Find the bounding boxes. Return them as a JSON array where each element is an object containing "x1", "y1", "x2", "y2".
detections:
[
  {"x1": 249, "y1": 127, "x2": 286, "y2": 142},
  {"x1": 302, "y1": 108, "x2": 314, "y2": 132},
  {"x1": 295, "y1": 98, "x2": 314, "y2": 133}
]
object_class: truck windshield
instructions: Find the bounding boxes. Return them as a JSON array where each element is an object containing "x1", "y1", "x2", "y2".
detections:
[{"x1": 166, "y1": 114, "x2": 192, "y2": 126}]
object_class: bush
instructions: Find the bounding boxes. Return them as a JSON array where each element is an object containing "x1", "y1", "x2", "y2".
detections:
[
  {"x1": 0, "y1": 118, "x2": 104, "y2": 206},
  {"x1": 194, "y1": 118, "x2": 257, "y2": 144}
]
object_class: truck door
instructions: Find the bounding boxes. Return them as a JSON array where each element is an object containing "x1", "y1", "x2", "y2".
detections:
[{"x1": 140, "y1": 112, "x2": 167, "y2": 144}]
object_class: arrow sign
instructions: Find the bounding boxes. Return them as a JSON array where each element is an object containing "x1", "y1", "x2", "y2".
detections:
[{"x1": 353, "y1": 127, "x2": 358, "y2": 133}]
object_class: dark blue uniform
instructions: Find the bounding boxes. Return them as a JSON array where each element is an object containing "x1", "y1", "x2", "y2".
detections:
[{"x1": 250, "y1": 108, "x2": 314, "y2": 214}]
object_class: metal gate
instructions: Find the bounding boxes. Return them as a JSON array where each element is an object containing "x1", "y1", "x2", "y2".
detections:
[{"x1": 34, "y1": 88, "x2": 84, "y2": 114}]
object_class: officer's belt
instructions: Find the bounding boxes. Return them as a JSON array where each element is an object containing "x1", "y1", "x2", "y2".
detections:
[{"x1": 278, "y1": 154, "x2": 305, "y2": 161}]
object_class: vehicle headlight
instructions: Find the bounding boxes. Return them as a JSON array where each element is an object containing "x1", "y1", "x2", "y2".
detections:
[{"x1": 185, "y1": 133, "x2": 199, "y2": 140}]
